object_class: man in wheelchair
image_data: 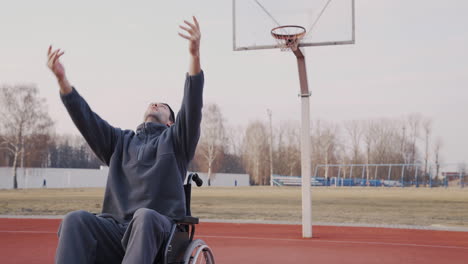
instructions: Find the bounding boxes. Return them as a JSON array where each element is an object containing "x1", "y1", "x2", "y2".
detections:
[{"x1": 47, "y1": 17, "x2": 211, "y2": 264}]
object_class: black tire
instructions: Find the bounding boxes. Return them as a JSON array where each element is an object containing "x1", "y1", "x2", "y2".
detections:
[{"x1": 183, "y1": 239, "x2": 215, "y2": 264}]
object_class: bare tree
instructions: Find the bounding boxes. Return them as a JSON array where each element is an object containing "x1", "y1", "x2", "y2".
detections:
[
  {"x1": 433, "y1": 137, "x2": 443, "y2": 180},
  {"x1": 336, "y1": 141, "x2": 350, "y2": 183},
  {"x1": 363, "y1": 120, "x2": 376, "y2": 184},
  {"x1": 312, "y1": 120, "x2": 338, "y2": 181},
  {"x1": 422, "y1": 118, "x2": 432, "y2": 178},
  {"x1": 0, "y1": 85, "x2": 54, "y2": 189},
  {"x1": 23, "y1": 133, "x2": 52, "y2": 167},
  {"x1": 400, "y1": 123, "x2": 407, "y2": 163},
  {"x1": 311, "y1": 120, "x2": 323, "y2": 173},
  {"x1": 241, "y1": 121, "x2": 269, "y2": 185},
  {"x1": 344, "y1": 120, "x2": 364, "y2": 164},
  {"x1": 46, "y1": 134, "x2": 102, "y2": 168},
  {"x1": 198, "y1": 103, "x2": 226, "y2": 186},
  {"x1": 458, "y1": 163, "x2": 467, "y2": 187},
  {"x1": 276, "y1": 121, "x2": 301, "y2": 177},
  {"x1": 162, "y1": 110, "x2": 445, "y2": 186},
  {"x1": 267, "y1": 109, "x2": 274, "y2": 185},
  {"x1": 370, "y1": 119, "x2": 391, "y2": 165},
  {"x1": 225, "y1": 125, "x2": 244, "y2": 157},
  {"x1": 407, "y1": 113, "x2": 422, "y2": 164}
]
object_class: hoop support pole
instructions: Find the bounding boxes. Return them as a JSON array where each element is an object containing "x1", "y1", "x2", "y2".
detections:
[{"x1": 293, "y1": 47, "x2": 312, "y2": 238}]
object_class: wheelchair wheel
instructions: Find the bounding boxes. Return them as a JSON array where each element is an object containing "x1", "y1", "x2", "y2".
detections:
[{"x1": 183, "y1": 239, "x2": 215, "y2": 264}]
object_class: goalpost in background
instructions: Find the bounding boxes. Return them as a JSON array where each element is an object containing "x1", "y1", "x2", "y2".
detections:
[{"x1": 272, "y1": 163, "x2": 466, "y2": 188}]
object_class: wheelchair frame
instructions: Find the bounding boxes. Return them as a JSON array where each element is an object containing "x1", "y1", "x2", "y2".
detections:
[{"x1": 160, "y1": 173, "x2": 215, "y2": 264}]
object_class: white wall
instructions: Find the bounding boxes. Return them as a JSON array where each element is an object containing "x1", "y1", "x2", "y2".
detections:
[
  {"x1": 192, "y1": 172, "x2": 250, "y2": 187},
  {"x1": 0, "y1": 167, "x2": 109, "y2": 189},
  {"x1": 0, "y1": 167, "x2": 250, "y2": 189}
]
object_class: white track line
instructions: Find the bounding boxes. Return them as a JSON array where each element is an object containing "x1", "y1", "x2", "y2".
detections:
[
  {"x1": 0, "y1": 230, "x2": 56, "y2": 234},
  {"x1": 1, "y1": 215, "x2": 467, "y2": 232},
  {"x1": 196, "y1": 235, "x2": 468, "y2": 250},
  {"x1": 1, "y1": 230, "x2": 467, "y2": 250}
]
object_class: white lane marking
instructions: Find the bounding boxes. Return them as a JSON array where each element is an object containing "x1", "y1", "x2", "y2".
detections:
[
  {"x1": 2, "y1": 230, "x2": 467, "y2": 250},
  {"x1": 0, "y1": 230, "x2": 56, "y2": 234},
  {"x1": 196, "y1": 235, "x2": 468, "y2": 250}
]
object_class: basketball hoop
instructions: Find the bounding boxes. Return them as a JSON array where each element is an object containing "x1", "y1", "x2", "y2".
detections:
[{"x1": 271, "y1": 25, "x2": 306, "y2": 51}]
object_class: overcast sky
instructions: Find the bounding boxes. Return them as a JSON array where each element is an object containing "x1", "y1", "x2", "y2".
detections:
[{"x1": 0, "y1": 0, "x2": 467, "y2": 164}]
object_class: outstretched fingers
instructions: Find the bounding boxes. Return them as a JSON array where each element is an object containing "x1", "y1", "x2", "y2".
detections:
[
  {"x1": 53, "y1": 51, "x2": 65, "y2": 64},
  {"x1": 178, "y1": 32, "x2": 191, "y2": 40},
  {"x1": 48, "y1": 51, "x2": 58, "y2": 68},
  {"x1": 47, "y1": 46, "x2": 65, "y2": 68},
  {"x1": 193, "y1": 16, "x2": 199, "y2": 29},
  {"x1": 179, "y1": 25, "x2": 196, "y2": 40},
  {"x1": 48, "y1": 49, "x2": 61, "y2": 62},
  {"x1": 179, "y1": 25, "x2": 193, "y2": 34},
  {"x1": 183, "y1": 20, "x2": 197, "y2": 31},
  {"x1": 182, "y1": 23, "x2": 196, "y2": 38},
  {"x1": 184, "y1": 19, "x2": 200, "y2": 36},
  {"x1": 179, "y1": 18, "x2": 200, "y2": 39},
  {"x1": 48, "y1": 49, "x2": 58, "y2": 60},
  {"x1": 178, "y1": 17, "x2": 201, "y2": 59}
]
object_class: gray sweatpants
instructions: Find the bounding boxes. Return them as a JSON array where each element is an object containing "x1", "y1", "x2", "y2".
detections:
[{"x1": 55, "y1": 208, "x2": 173, "y2": 264}]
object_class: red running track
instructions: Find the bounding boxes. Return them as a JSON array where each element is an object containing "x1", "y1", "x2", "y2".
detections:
[{"x1": 0, "y1": 218, "x2": 467, "y2": 263}]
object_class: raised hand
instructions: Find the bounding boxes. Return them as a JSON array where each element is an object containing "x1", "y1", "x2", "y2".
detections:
[
  {"x1": 47, "y1": 45, "x2": 72, "y2": 94},
  {"x1": 178, "y1": 16, "x2": 201, "y2": 58},
  {"x1": 47, "y1": 45, "x2": 66, "y2": 81}
]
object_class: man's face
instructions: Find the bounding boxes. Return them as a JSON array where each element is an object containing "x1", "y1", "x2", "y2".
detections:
[{"x1": 144, "y1": 102, "x2": 172, "y2": 125}]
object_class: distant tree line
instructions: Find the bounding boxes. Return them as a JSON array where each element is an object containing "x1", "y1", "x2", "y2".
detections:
[
  {"x1": 189, "y1": 103, "x2": 444, "y2": 186},
  {"x1": 0, "y1": 84, "x2": 445, "y2": 188}
]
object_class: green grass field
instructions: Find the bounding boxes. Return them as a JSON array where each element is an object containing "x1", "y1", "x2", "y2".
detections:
[{"x1": 1, "y1": 187, "x2": 467, "y2": 227}]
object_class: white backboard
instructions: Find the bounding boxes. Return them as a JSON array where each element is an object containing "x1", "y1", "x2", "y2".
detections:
[{"x1": 233, "y1": 0, "x2": 355, "y2": 51}]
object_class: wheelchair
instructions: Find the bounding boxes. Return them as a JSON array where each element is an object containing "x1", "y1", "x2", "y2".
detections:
[{"x1": 160, "y1": 173, "x2": 215, "y2": 264}]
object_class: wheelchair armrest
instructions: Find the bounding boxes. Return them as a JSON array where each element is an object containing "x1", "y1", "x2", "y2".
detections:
[{"x1": 173, "y1": 216, "x2": 199, "y2": 224}]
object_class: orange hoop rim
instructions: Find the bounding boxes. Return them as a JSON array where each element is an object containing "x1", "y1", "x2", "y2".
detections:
[{"x1": 271, "y1": 25, "x2": 306, "y2": 40}]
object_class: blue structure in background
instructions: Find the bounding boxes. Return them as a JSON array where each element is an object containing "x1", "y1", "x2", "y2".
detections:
[{"x1": 271, "y1": 163, "x2": 466, "y2": 188}]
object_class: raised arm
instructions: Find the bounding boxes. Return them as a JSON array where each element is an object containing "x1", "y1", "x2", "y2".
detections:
[
  {"x1": 178, "y1": 16, "x2": 201, "y2": 75},
  {"x1": 173, "y1": 17, "x2": 204, "y2": 162},
  {"x1": 47, "y1": 46, "x2": 120, "y2": 165}
]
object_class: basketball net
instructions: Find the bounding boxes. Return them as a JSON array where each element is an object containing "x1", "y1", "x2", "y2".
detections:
[{"x1": 271, "y1": 25, "x2": 306, "y2": 52}]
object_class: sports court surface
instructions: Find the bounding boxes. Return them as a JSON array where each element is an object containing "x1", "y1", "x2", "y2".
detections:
[{"x1": 1, "y1": 218, "x2": 467, "y2": 263}]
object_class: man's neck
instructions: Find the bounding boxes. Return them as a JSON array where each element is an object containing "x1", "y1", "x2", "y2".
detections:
[{"x1": 144, "y1": 117, "x2": 163, "y2": 125}]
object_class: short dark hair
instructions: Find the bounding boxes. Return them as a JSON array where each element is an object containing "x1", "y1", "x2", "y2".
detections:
[{"x1": 163, "y1": 103, "x2": 175, "y2": 123}]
